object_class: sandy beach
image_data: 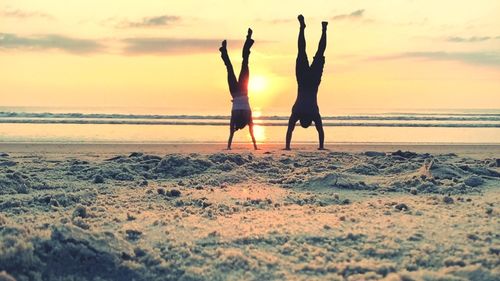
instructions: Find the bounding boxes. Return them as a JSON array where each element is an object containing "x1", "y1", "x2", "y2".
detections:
[{"x1": 0, "y1": 143, "x2": 499, "y2": 281}]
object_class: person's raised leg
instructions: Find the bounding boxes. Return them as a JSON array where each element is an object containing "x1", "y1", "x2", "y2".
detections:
[
  {"x1": 311, "y1": 21, "x2": 327, "y2": 84},
  {"x1": 314, "y1": 114, "x2": 325, "y2": 150},
  {"x1": 315, "y1": 21, "x2": 328, "y2": 58},
  {"x1": 296, "y1": 15, "x2": 309, "y2": 82},
  {"x1": 285, "y1": 113, "x2": 299, "y2": 150},
  {"x1": 220, "y1": 40, "x2": 238, "y2": 96},
  {"x1": 297, "y1": 15, "x2": 306, "y2": 57},
  {"x1": 238, "y1": 28, "x2": 254, "y2": 92}
]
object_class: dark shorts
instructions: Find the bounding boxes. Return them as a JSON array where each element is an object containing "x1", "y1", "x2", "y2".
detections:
[{"x1": 231, "y1": 110, "x2": 253, "y2": 130}]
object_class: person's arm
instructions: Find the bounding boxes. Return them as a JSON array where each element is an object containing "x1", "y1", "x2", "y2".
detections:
[
  {"x1": 285, "y1": 115, "x2": 297, "y2": 150},
  {"x1": 314, "y1": 116, "x2": 325, "y2": 150},
  {"x1": 227, "y1": 122, "x2": 235, "y2": 150},
  {"x1": 248, "y1": 124, "x2": 258, "y2": 150}
]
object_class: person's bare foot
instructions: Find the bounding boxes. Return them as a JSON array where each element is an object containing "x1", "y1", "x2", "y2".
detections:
[
  {"x1": 243, "y1": 30, "x2": 254, "y2": 57},
  {"x1": 247, "y1": 28, "x2": 253, "y2": 39},
  {"x1": 246, "y1": 28, "x2": 254, "y2": 47},
  {"x1": 283, "y1": 147, "x2": 291, "y2": 151},
  {"x1": 322, "y1": 21, "x2": 328, "y2": 31},
  {"x1": 318, "y1": 147, "x2": 328, "y2": 151},
  {"x1": 219, "y1": 40, "x2": 227, "y2": 53},
  {"x1": 298, "y1": 14, "x2": 306, "y2": 28}
]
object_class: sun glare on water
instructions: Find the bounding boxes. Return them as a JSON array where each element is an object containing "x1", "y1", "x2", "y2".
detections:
[
  {"x1": 251, "y1": 125, "x2": 266, "y2": 142},
  {"x1": 249, "y1": 109, "x2": 266, "y2": 142}
]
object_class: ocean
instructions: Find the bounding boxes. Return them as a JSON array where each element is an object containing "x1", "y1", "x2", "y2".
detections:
[{"x1": 0, "y1": 107, "x2": 499, "y2": 144}]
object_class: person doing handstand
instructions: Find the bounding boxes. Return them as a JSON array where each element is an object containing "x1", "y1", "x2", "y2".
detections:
[
  {"x1": 219, "y1": 28, "x2": 258, "y2": 150},
  {"x1": 285, "y1": 15, "x2": 328, "y2": 150}
]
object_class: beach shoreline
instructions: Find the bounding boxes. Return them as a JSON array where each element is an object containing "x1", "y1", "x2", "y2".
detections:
[{"x1": 1, "y1": 142, "x2": 499, "y2": 157}]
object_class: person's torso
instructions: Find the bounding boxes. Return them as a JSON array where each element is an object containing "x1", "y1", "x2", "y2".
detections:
[{"x1": 295, "y1": 82, "x2": 319, "y2": 106}]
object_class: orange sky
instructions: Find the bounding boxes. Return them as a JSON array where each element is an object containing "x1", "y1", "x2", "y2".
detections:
[{"x1": 1, "y1": 0, "x2": 499, "y2": 115}]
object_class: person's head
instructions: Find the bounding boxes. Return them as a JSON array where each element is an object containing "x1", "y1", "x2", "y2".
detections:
[{"x1": 300, "y1": 117, "x2": 313, "y2": 128}]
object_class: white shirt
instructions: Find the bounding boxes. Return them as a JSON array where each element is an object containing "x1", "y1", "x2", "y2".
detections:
[{"x1": 231, "y1": 96, "x2": 251, "y2": 111}]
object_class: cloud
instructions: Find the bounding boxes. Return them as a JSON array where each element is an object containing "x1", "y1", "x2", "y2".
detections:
[
  {"x1": 268, "y1": 18, "x2": 294, "y2": 24},
  {"x1": 372, "y1": 51, "x2": 500, "y2": 68},
  {"x1": 122, "y1": 37, "x2": 274, "y2": 55},
  {"x1": 0, "y1": 8, "x2": 54, "y2": 20},
  {"x1": 447, "y1": 36, "x2": 491, "y2": 43},
  {"x1": 332, "y1": 9, "x2": 364, "y2": 20},
  {"x1": 123, "y1": 38, "x2": 226, "y2": 55},
  {"x1": 0, "y1": 33, "x2": 266, "y2": 56},
  {"x1": 0, "y1": 33, "x2": 103, "y2": 54},
  {"x1": 119, "y1": 15, "x2": 181, "y2": 28},
  {"x1": 256, "y1": 17, "x2": 294, "y2": 24}
]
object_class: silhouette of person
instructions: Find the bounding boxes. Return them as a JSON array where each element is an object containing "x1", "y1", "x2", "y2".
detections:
[
  {"x1": 220, "y1": 28, "x2": 258, "y2": 150},
  {"x1": 285, "y1": 15, "x2": 328, "y2": 150}
]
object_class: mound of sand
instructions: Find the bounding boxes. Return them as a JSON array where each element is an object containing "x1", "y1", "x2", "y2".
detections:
[
  {"x1": 0, "y1": 172, "x2": 30, "y2": 194},
  {"x1": 154, "y1": 154, "x2": 212, "y2": 178}
]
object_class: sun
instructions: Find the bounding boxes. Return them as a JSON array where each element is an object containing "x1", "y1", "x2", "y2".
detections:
[{"x1": 248, "y1": 75, "x2": 267, "y2": 93}]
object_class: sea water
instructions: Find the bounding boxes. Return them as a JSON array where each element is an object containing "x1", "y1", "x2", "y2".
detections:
[{"x1": 0, "y1": 107, "x2": 498, "y2": 144}]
